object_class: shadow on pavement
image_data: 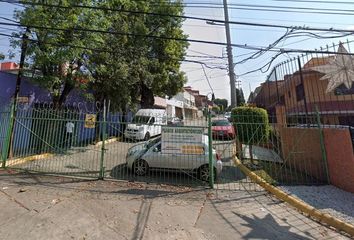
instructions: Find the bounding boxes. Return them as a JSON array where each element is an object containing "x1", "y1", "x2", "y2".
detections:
[{"x1": 109, "y1": 164, "x2": 208, "y2": 187}]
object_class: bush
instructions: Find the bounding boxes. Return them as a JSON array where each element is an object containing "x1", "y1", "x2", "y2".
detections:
[
  {"x1": 231, "y1": 107, "x2": 270, "y2": 165},
  {"x1": 231, "y1": 106, "x2": 270, "y2": 144},
  {"x1": 212, "y1": 106, "x2": 220, "y2": 113}
]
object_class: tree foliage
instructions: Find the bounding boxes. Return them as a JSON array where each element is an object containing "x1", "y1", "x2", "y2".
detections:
[
  {"x1": 231, "y1": 106, "x2": 270, "y2": 144},
  {"x1": 231, "y1": 106, "x2": 270, "y2": 164},
  {"x1": 236, "y1": 88, "x2": 245, "y2": 106},
  {"x1": 213, "y1": 98, "x2": 228, "y2": 112},
  {"x1": 13, "y1": 0, "x2": 188, "y2": 110}
]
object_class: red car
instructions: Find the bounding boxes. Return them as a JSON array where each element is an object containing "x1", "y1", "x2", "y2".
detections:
[{"x1": 212, "y1": 119, "x2": 235, "y2": 140}]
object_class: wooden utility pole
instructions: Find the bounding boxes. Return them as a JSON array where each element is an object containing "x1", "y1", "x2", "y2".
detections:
[{"x1": 223, "y1": 0, "x2": 237, "y2": 108}]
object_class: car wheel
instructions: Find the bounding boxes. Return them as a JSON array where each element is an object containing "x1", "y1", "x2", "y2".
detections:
[
  {"x1": 198, "y1": 165, "x2": 216, "y2": 182},
  {"x1": 144, "y1": 132, "x2": 150, "y2": 141},
  {"x1": 133, "y1": 159, "x2": 149, "y2": 176}
]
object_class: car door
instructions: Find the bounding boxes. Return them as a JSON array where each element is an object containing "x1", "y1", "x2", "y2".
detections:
[
  {"x1": 142, "y1": 142, "x2": 164, "y2": 168},
  {"x1": 174, "y1": 144, "x2": 207, "y2": 170}
]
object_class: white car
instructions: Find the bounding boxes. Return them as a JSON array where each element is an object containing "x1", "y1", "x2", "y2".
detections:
[
  {"x1": 126, "y1": 135, "x2": 223, "y2": 181},
  {"x1": 124, "y1": 109, "x2": 166, "y2": 141}
]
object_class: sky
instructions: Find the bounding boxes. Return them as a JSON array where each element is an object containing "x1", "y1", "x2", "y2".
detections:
[{"x1": 1, "y1": 0, "x2": 354, "y2": 103}]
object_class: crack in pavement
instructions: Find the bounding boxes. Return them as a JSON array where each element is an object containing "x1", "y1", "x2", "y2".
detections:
[
  {"x1": 0, "y1": 188, "x2": 31, "y2": 212},
  {"x1": 194, "y1": 194, "x2": 208, "y2": 227}
]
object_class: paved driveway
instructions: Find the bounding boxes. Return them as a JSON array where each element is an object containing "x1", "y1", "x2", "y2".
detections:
[{"x1": 13, "y1": 139, "x2": 241, "y2": 186}]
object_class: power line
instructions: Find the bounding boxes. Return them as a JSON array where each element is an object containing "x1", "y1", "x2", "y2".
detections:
[
  {"x1": 1, "y1": 21, "x2": 353, "y2": 58},
  {"x1": 4, "y1": 0, "x2": 354, "y2": 30},
  {"x1": 0, "y1": 30, "x2": 227, "y2": 70},
  {"x1": 182, "y1": 2, "x2": 354, "y2": 14},
  {"x1": 272, "y1": 0, "x2": 354, "y2": 5}
]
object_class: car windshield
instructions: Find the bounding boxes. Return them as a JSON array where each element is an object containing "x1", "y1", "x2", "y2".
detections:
[
  {"x1": 132, "y1": 115, "x2": 150, "y2": 124},
  {"x1": 145, "y1": 137, "x2": 161, "y2": 149},
  {"x1": 212, "y1": 120, "x2": 231, "y2": 126}
]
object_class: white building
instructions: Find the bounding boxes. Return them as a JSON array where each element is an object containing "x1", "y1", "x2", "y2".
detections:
[
  {"x1": 166, "y1": 98, "x2": 184, "y2": 119},
  {"x1": 174, "y1": 91, "x2": 198, "y2": 119}
]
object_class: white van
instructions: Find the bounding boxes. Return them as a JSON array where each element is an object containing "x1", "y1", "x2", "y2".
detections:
[{"x1": 124, "y1": 109, "x2": 167, "y2": 141}]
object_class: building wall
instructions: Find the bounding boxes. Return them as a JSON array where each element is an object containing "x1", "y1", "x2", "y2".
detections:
[
  {"x1": 324, "y1": 128, "x2": 354, "y2": 193},
  {"x1": 279, "y1": 71, "x2": 354, "y2": 114},
  {"x1": 279, "y1": 127, "x2": 327, "y2": 183},
  {"x1": 0, "y1": 72, "x2": 124, "y2": 157}
]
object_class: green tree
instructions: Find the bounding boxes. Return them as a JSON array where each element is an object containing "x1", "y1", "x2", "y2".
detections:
[
  {"x1": 236, "y1": 88, "x2": 245, "y2": 106},
  {"x1": 13, "y1": 0, "x2": 188, "y2": 110},
  {"x1": 214, "y1": 98, "x2": 228, "y2": 113},
  {"x1": 13, "y1": 0, "x2": 96, "y2": 108},
  {"x1": 0, "y1": 52, "x2": 4, "y2": 61}
]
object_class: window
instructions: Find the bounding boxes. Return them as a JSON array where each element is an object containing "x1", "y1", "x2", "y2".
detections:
[
  {"x1": 149, "y1": 117, "x2": 155, "y2": 124},
  {"x1": 212, "y1": 120, "x2": 231, "y2": 126},
  {"x1": 280, "y1": 95, "x2": 285, "y2": 104},
  {"x1": 296, "y1": 84, "x2": 305, "y2": 101},
  {"x1": 288, "y1": 91, "x2": 291, "y2": 98},
  {"x1": 154, "y1": 143, "x2": 161, "y2": 152},
  {"x1": 132, "y1": 116, "x2": 150, "y2": 124},
  {"x1": 335, "y1": 84, "x2": 354, "y2": 95}
]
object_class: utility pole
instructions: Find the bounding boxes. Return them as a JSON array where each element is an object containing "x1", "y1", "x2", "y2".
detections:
[
  {"x1": 223, "y1": 0, "x2": 237, "y2": 108},
  {"x1": 7, "y1": 27, "x2": 30, "y2": 159}
]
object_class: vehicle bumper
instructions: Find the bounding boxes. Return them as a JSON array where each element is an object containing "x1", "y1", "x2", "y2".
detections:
[{"x1": 124, "y1": 131, "x2": 145, "y2": 140}]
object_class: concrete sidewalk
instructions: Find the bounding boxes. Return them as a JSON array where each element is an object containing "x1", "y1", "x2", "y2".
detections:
[{"x1": 0, "y1": 170, "x2": 349, "y2": 240}]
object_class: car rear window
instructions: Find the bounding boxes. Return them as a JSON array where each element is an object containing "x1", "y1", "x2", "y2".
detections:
[{"x1": 212, "y1": 120, "x2": 231, "y2": 126}]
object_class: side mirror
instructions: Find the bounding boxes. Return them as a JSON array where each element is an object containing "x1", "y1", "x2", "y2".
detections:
[{"x1": 153, "y1": 147, "x2": 159, "y2": 152}]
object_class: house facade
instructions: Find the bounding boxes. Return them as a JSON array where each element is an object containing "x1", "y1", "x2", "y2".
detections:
[{"x1": 251, "y1": 56, "x2": 354, "y2": 126}]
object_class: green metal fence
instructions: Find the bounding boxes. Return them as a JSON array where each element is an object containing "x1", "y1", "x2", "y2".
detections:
[{"x1": 0, "y1": 103, "x2": 330, "y2": 190}]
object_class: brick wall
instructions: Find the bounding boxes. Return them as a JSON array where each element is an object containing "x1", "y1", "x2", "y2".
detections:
[
  {"x1": 279, "y1": 127, "x2": 327, "y2": 183},
  {"x1": 324, "y1": 128, "x2": 354, "y2": 193}
]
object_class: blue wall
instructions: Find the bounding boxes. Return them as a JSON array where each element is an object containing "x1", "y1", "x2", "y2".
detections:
[{"x1": 0, "y1": 71, "x2": 134, "y2": 158}]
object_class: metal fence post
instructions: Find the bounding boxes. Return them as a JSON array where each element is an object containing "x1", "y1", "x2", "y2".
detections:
[
  {"x1": 315, "y1": 106, "x2": 330, "y2": 184},
  {"x1": 1, "y1": 101, "x2": 15, "y2": 168},
  {"x1": 99, "y1": 100, "x2": 107, "y2": 180},
  {"x1": 208, "y1": 111, "x2": 214, "y2": 188}
]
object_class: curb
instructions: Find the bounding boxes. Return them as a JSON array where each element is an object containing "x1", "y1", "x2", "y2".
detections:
[
  {"x1": 5, "y1": 138, "x2": 120, "y2": 167},
  {"x1": 6, "y1": 153, "x2": 53, "y2": 167},
  {"x1": 233, "y1": 157, "x2": 354, "y2": 237}
]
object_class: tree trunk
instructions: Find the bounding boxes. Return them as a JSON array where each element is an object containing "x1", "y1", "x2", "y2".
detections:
[
  {"x1": 52, "y1": 81, "x2": 74, "y2": 109},
  {"x1": 140, "y1": 83, "x2": 154, "y2": 108},
  {"x1": 58, "y1": 82, "x2": 74, "y2": 107}
]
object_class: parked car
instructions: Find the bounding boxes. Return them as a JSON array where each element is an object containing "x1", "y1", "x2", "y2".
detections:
[
  {"x1": 212, "y1": 118, "x2": 236, "y2": 140},
  {"x1": 167, "y1": 117, "x2": 183, "y2": 126},
  {"x1": 126, "y1": 135, "x2": 223, "y2": 181},
  {"x1": 124, "y1": 109, "x2": 166, "y2": 141},
  {"x1": 224, "y1": 112, "x2": 232, "y2": 121}
]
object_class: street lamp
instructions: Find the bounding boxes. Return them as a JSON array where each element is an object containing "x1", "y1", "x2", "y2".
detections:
[{"x1": 205, "y1": 92, "x2": 215, "y2": 117}]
